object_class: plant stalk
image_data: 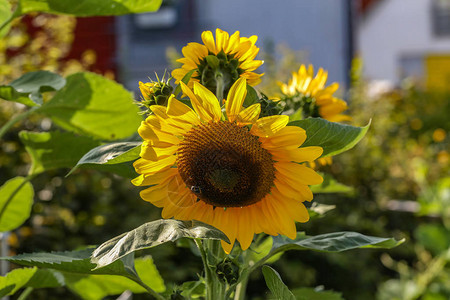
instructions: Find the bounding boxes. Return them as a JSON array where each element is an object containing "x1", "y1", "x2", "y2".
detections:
[
  {"x1": 0, "y1": 106, "x2": 39, "y2": 140},
  {"x1": 17, "y1": 287, "x2": 33, "y2": 300}
]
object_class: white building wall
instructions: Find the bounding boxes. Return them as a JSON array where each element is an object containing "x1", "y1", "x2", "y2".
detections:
[{"x1": 358, "y1": 0, "x2": 450, "y2": 82}]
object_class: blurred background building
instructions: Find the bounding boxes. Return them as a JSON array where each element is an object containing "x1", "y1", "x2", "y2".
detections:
[{"x1": 67, "y1": 0, "x2": 450, "y2": 91}]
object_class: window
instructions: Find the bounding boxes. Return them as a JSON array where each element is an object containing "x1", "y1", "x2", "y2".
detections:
[{"x1": 432, "y1": 0, "x2": 450, "y2": 36}]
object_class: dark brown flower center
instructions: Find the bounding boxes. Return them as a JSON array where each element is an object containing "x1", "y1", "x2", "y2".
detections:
[{"x1": 177, "y1": 121, "x2": 275, "y2": 207}]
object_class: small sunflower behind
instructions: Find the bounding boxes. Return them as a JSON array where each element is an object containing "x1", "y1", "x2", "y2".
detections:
[
  {"x1": 279, "y1": 64, "x2": 351, "y2": 122},
  {"x1": 132, "y1": 78, "x2": 323, "y2": 253},
  {"x1": 171, "y1": 28, "x2": 263, "y2": 101}
]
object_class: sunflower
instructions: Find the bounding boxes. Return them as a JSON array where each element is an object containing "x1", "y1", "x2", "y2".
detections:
[
  {"x1": 132, "y1": 78, "x2": 323, "y2": 253},
  {"x1": 171, "y1": 28, "x2": 263, "y2": 99},
  {"x1": 279, "y1": 64, "x2": 351, "y2": 122}
]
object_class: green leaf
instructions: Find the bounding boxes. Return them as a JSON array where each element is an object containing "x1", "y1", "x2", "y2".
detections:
[
  {"x1": 249, "y1": 237, "x2": 283, "y2": 265},
  {"x1": 0, "y1": 0, "x2": 13, "y2": 37},
  {"x1": 0, "y1": 71, "x2": 66, "y2": 106},
  {"x1": 262, "y1": 266, "x2": 296, "y2": 300},
  {"x1": 91, "y1": 220, "x2": 230, "y2": 269},
  {"x1": 65, "y1": 256, "x2": 165, "y2": 300},
  {"x1": 310, "y1": 173, "x2": 354, "y2": 194},
  {"x1": 174, "y1": 69, "x2": 195, "y2": 97},
  {"x1": 205, "y1": 55, "x2": 220, "y2": 69},
  {"x1": 0, "y1": 177, "x2": 34, "y2": 232},
  {"x1": 67, "y1": 141, "x2": 141, "y2": 177},
  {"x1": 0, "y1": 267, "x2": 64, "y2": 297},
  {"x1": 271, "y1": 232, "x2": 404, "y2": 253},
  {"x1": 19, "y1": 131, "x2": 101, "y2": 175},
  {"x1": 16, "y1": 0, "x2": 163, "y2": 16},
  {"x1": 38, "y1": 72, "x2": 141, "y2": 141},
  {"x1": 1, "y1": 248, "x2": 133, "y2": 277},
  {"x1": 291, "y1": 118, "x2": 370, "y2": 157},
  {"x1": 291, "y1": 287, "x2": 344, "y2": 300},
  {"x1": 181, "y1": 280, "x2": 206, "y2": 299},
  {"x1": 243, "y1": 85, "x2": 259, "y2": 107}
]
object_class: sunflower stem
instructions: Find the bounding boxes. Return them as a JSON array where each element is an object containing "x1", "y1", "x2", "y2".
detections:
[
  {"x1": 195, "y1": 239, "x2": 226, "y2": 300},
  {"x1": 215, "y1": 73, "x2": 225, "y2": 102}
]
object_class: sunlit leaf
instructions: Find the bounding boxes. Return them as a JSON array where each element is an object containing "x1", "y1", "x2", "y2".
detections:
[
  {"x1": 291, "y1": 118, "x2": 370, "y2": 157},
  {"x1": 0, "y1": 177, "x2": 34, "y2": 232},
  {"x1": 0, "y1": 268, "x2": 64, "y2": 297},
  {"x1": 272, "y1": 232, "x2": 404, "y2": 253},
  {"x1": 16, "y1": 0, "x2": 162, "y2": 16},
  {"x1": 65, "y1": 257, "x2": 165, "y2": 300},
  {"x1": 91, "y1": 220, "x2": 229, "y2": 269},
  {"x1": 67, "y1": 141, "x2": 141, "y2": 177},
  {"x1": 0, "y1": 0, "x2": 13, "y2": 37},
  {"x1": 262, "y1": 266, "x2": 295, "y2": 300},
  {"x1": 310, "y1": 173, "x2": 354, "y2": 194},
  {"x1": 181, "y1": 280, "x2": 206, "y2": 299},
  {"x1": 0, "y1": 71, "x2": 66, "y2": 106},
  {"x1": 38, "y1": 72, "x2": 141, "y2": 141},
  {"x1": 291, "y1": 287, "x2": 344, "y2": 300},
  {"x1": 19, "y1": 131, "x2": 101, "y2": 175},
  {"x1": 1, "y1": 248, "x2": 131, "y2": 277}
]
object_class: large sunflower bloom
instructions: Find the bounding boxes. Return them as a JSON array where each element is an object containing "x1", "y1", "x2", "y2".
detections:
[
  {"x1": 279, "y1": 64, "x2": 351, "y2": 122},
  {"x1": 132, "y1": 78, "x2": 323, "y2": 253},
  {"x1": 172, "y1": 28, "x2": 263, "y2": 97}
]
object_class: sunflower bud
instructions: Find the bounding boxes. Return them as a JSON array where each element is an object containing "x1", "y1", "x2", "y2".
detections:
[
  {"x1": 216, "y1": 259, "x2": 239, "y2": 285},
  {"x1": 258, "y1": 93, "x2": 284, "y2": 117},
  {"x1": 137, "y1": 76, "x2": 173, "y2": 112}
]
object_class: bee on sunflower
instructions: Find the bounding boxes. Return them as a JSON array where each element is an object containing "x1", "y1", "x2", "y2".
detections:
[{"x1": 132, "y1": 76, "x2": 323, "y2": 253}]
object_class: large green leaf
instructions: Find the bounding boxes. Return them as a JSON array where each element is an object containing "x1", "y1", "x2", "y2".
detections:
[
  {"x1": 291, "y1": 287, "x2": 344, "y2": 300},
  {"x1": 38, "y1": 72, "x2": 141, "y2": 141},
  {"x1": 1, "y1": 248, "x2": 132, "y2": 277},
  {"x1": 65, "y1": 257, "x2": 165, "y2": 300},
  {"x1": 0, "y1": 71, "x2": 66, "y2": 106},
  {"x1": 0, "y1": 268, "x2": 64, "y2": 297},
  {"x1": 291, "y1": 118, "x2": 370, "y2": 157},
  {"x1": 0, "y1": 177, "x2": 34, "y2": 232},
  {"x1": 19, "y1": 131, "x2": 101, "y2": 175},
  {"x1": 16, "y1": 0, "x2": 162, "y2": 16},
  {"x1": 262, "y1": 266, "x2": 296, "y2": 300},
  {"x1": 91, "y1": 220, "x2": 230, "y2": 269},
  {"x1": 68, "y1": 141, "x2": 141, "y2": 177},
  {"x1": 271, "y1": 232, "x2": 404, "y2": 253}
]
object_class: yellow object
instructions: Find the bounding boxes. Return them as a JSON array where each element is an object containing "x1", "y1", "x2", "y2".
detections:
[
  {"x1": 425, "y1": 55, "x2": 450, "y2": 91},
  {"x1": 132, "y1": 78, "x2": 323, "y2": 253},
  {"x1": 172, "y1": 28, "x2": 263, "y2": 90},
  {"x1": 279, "y1": 64, "x2": 351, "y2": 122}
]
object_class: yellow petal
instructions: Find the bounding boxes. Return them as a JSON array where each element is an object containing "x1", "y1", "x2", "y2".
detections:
[
  {"x1": 167, "y1": 95, "x2": 200, "y2": 126},
  {"x1": 260, "y1": 126, "x2": 306, "y2": 149},
  {"x1": 140, "y1": 143, "x2": 178, "y2": 160},
  {"x1": 270, "y1": 146, "x2": 323, "y2": 163},
  {"x1": 225, "y1": 77, "x2": 247, "y2": 122},
  {"x1": 236, "y1": 208, "x2": 254, "y2": 250},
  {"x1": 250, "y1": 115, "x2": 289, "y2": 137},
  {"x1": 193, "y1": 82, "x2": 222, "y2": 121},
  {"x1": 275, "y1": 162, "x2": 324, "y2": 186},
  {"x1": 236, "y1": 103, "x2": 261, "y2": 126},
  {"x1": 201, "y1": 30, "x2": 216, "y2": 53},
  {"x1": 215, "y1": 28, "x2": 229, "y2": 53},
  {"x1": 131, "y1": 167, "x2": 178, "y2": 186},
  {"x1": 133, "y1": 155, "x2": 176, "y2": 174}
]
